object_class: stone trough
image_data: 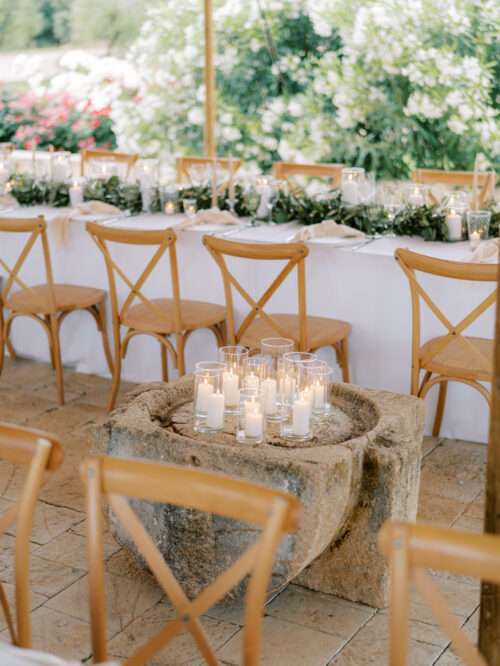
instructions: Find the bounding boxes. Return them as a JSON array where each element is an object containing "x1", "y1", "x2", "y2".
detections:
[{"x1": 95, "y1": 377, "x2": 424, "y2": 608}]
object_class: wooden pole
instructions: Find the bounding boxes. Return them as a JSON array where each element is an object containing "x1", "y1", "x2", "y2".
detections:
[
  {"x1": 204, "y1": 0, "x2": 216, "y2": 158},
  {"x1": 479, "y1": 262, "x2": 500, "y2": 661}
]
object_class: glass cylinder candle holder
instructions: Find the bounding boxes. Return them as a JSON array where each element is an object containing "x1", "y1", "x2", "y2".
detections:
[
  {"x1": 341, "y1": 167, "x2": 365, "y2": 206},
  {"x1": 467, "y1": 210, "x2": 491, "y2": 250},
  {"x1": 407, "y1": 184, "x2": 426, "y2": 207},
  {"x1": 243, "y1": 355, "x2": 268, "y2": 391},
  {"x1": 162, "y1": 186, "x2": 178, "y2": 216},
  {"x1": 237, "y1": 388, "x2": 265, "y2": 445},
  {"x1": 183, "y1": 198, "x2": 198, "y2": 217},
  {"x1": 193, "y1": 361, "x2": 226, "y2": 432},
  {"x1": 280, "y1": 394, "x2": 312, "y2": 442},
  {"x1": 281, "y1": 352, "x2": 317, "y2": 404},
  {"x1": 50, "y1": 151, "x2": 72, "y2": 182},
  {"x1": 219, "y1": 345, "x2": 249, "y2": 414},
  {"x1": 260, "y1": 338, "x2": 294, "y2": 380},
  {"x1": 305, "y1": 362, "x2": 332, "y2": 417}
]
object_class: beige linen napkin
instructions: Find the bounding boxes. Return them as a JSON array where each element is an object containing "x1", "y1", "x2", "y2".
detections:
[
  {"x1": 177, "y1": 207, "x2": 239, "y2": 232},
  {"x1": 288, "y1": 219, "x2": 365, "y2": 242},
  {"x1": 52, "y1": 200, "x2": 121, "y2": 249},
  {"x1": 469, "y1": 238, "x2": 499, "y2": 263}
]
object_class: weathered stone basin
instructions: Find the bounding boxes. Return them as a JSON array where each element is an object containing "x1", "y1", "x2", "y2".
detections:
[{"x1": 95, "y1": 377, "x2": 424, "y2": 608}]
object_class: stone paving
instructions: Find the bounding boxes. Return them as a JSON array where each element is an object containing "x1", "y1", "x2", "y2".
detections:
[{"x1": 0, "y1": 357, "x2": 486, "y2": 665}]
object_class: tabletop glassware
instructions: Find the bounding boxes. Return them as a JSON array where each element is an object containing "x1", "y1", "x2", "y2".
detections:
[{"x1": 467, "y1": 210, "x2": 491, "y2": 249}]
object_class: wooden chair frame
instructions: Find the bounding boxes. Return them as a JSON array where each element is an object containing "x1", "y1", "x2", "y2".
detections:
[
  {"x1": 272, "y1": 161, "x2": 344, "y2": 191},
  {"x1": 176, "y1": 155, "x2": 242, "y2": 188},
  {"x1": 412, "y1": 169, "x2": 496, "y2": 209},
  {"x1": 80, "y1": 149, "x2": 138, "y2": 179},
  {"x1": 379, "y1": 521, "x2": 500, "y2": 666},
  {"x1": 81, "y1": 455, "x2": 300, "y2": 666},
  {"x1": 87, "y1": 223, "x2": 225, "y2": 411},
  {"x1": 0, "y1": 422, "x2": 63, "y2": 648},
  {"x1": 0, "y1": 216, "x2": 113, "y2": 404},
  {"x1": 396, "y1": 248, "x2": 497, "y2": 436},
  {"x1": 203, "y1": 235, "x2": 309, "y2": 348}
]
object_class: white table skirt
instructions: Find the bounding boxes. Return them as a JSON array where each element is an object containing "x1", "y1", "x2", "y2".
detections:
[{"x1": 1, "y1": 207, "x2": 494, "y2": 443}]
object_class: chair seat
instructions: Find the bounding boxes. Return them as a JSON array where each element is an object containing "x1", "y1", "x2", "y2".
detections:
[
  {"x1": 420, "y1": 335, "x2": 493, "y2": 381},
  {"x1": 122, "y1": 298, "x2": 226, "y2": 334},
  {"x1": 8, "y1": 284, "x2": 106, "y2": 315},
  {"x1": 240, "y1": 314, "x2": 351, "y2": 351}
]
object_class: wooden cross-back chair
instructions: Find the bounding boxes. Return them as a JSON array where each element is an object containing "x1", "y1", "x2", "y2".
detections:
[
  {"x1": 80, "y1": 149, "x2": 139, "y2": 179},
  {"x1": 396, "y1": 248, "x2": 496, "y2": 437},
  {"x1": 0, "y1": 216, "x2": 113, "y2": 404},
  {"x1": 272, "y1": 161, "x2": 344, "y2": 192},
  {"x1": 203, "y1": 235, "x2": 351, "y2": 380},
  {"x1": 176, "y1": 155, "x2": 242, "y2": 188},
  {"x1": 379, "y1": 521, "x2": 500, "y2": 666},
  {"x1": 82, "y1": 455, "x2": 301, "y2": 666},
  {"x1": 0, "y1": 422, "x2": 63, "y2": 649},
  {"x1": 412, "y1": 169, "x2": 496, "y2": 209},
  {"x1": 86, "y1": 223, "x2": 226, "y2": 411}
]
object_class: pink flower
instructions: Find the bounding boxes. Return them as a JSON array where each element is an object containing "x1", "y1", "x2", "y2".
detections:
[{"x1": 78, "y1": 136, "x2": 96, "y2": 150}]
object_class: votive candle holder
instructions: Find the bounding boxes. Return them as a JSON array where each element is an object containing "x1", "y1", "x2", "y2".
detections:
[
  {"x1": 193, "y1": 361, "x2": 226, "y2": 432},
  {"x1": 237, "y1": 388, "x2": 264, "y2": 444}
]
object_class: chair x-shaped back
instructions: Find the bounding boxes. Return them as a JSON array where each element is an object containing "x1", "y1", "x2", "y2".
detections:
[
  {"x1": 0, "y1": 423, "x2": 62, "y2": 648},
  {"x1": 396, "y1": 248, "x2": 497, "y2": 403},
  {"x1": 203, "y1": 235, "x2": 309, "y2": 349},
  {"x1": 82, "y1": 456, "x2": 300, "y2": 666}
]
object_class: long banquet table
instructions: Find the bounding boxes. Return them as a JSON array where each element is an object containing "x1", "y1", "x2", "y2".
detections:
[{"x1": 1, "y1": 205, "x2": 494, "y2": 443}]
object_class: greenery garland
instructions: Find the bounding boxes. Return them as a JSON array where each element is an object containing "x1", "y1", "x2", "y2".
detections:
[{"x1": 6, "y1": 173, "x2": 499, "y2": 242}]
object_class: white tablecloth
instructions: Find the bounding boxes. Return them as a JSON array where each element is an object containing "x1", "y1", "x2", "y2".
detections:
[{"x1": 1, "y1": 207, "x2": 495, "y2": 443}]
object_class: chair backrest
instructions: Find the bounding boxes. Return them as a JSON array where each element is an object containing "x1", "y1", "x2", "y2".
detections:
[
  {"x1": 395, "y1": 248, "x2": 497, "y2": 391},
  {"x1": 176, "y1": 155, "x2": 242, "y2": 187},
  {"x1": 411, "y1": 168, "x2": 496, "y2": 209},
  {"x1": 0, "y1": 216, "x2": 57, "y2": 315},
  {"x1": 86, "y1": 222, "x2": 182, "y2": 337},
  {"x1": 272, "y1": 161, "x2": 344, "y2": 191},
  {"x1": 379, "y1": 520, "x2": 500, "y2": 666},
  {"x1": 0, "y1": 422, "x2": 63, "y2": 648},
  {"x1": 80, "y1": 149, "x2": 138, "y2": 178},
  {"x1": 203, "y1": 235, "x2": 309, "y2": 349},
  {"x1": 81, "y1": 455, "x2": 300, "y2": 665}
]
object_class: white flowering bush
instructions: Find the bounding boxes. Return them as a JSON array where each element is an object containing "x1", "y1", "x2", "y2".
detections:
[{"x1": 20, "y1": 0, "x2": 499, "y2": 177}]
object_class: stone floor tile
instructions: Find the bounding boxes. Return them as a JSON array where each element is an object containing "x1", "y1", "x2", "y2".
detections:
[
  {"x1": 0, "y1": 532, "x2": 17, "y2": 569},
  {"x1": 451, "y1": 513, "x2": 483, "y2": 534},
  {"x1": 17, "y1": 605, "x2": 91, "y2": 660},
  {"x1": 5, "y1": 499, "x2": 84, "y2": 546},
  {"x1": 38, "y1": 470, "x2": 87, "y2": 513},
  {"x1": 266, "y1": 585, "x2": 375, "y2": 639},
  {"x1": 464, "y1": 499, "x2": 485, "y2": 520},
  {"x1": 108, "y1": 600, "x2": 239, "y2": 665},
  {"x1": 1, "y1": 554, "x2": 84, "y2": 597},
  {"x1": 409, "y1": 575, "x2": 479, "y2": 624},
  {"x1": 0, "y1": 387, "x2": 54, "y2": 424},
  {"x1": 327, "y1": 613, "x2": 442, "y2": 665},
  {"x1": 46, "y1": 570, "x2": 164, "y2": 637},
  {"x1": 35, "y1": 530, "x2": 120, "y2": 570},
  {"x1": 417, "y1": 493, "x2": 468, "y2": 528},
  {"x1": 220, "y1": 616, "x2": 345, "y2": 666},
  {"x1": 25, "y1": 402, "x2": 106, "y2": 438},
  {"x1": 0, "y1": 581, "x2": 47, "y2": 632},
  {"x1": 0, "y1": 461, "x2": 16, "y2": 496},
  {"x1": 421, "y1": 437, "x2": 442, "y2": 459},
  {"x1": 204, "y1": 597, "x2": 246, "y2": 626}
]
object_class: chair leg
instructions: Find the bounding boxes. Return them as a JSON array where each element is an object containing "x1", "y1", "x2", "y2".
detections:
[
  {"x1": 0, "y1": 309, "x2": 5, "y2": 376},
  {"x1": 49, "y1": 315, "x2": 64, "y2": 405},
  {"x1": 94, "y1": 303, "x2": 114, "y2": 376},
  {"x1": 108, "y1": 345, "x2": 122, "y2": 413},
  {"x1": 176, "y1": 333, "x2": 186, "y2": 376},
  {"x1": 433, "y1": 381, "x2": 448, "y2": 438},
  {"x1": 44, "y1": 316, "x2": 56, "y2": 369},
  {"x1": 160, "y1": 341, "x2": 169, "y2": 383},
  {"x1": 334, "y1": 338, "x2": 350, "y2": 383}
]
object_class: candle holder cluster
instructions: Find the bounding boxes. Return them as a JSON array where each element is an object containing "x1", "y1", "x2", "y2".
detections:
[{"x1": 193, "y1": 337, "x2": 334, "y2": 444}]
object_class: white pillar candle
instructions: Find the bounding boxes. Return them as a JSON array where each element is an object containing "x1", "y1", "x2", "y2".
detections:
[
  {"x1": 196, "y1": 379, "x2": 214, "y2": 413},
  {"x1": 261, "y1": 377, "x2": 277, "y2": 416},
  {"x1": 256, "y1": 180, "x2": 271, "y2": 218},
  {"x1": 245, "y1": 407, "x2": 263, "y2": 438},
  {"x1": 69, "y1": 183, "x2": 83, "y2": 208},
  {"x1": 141, "y1": 185, "x2": 152, "y2": 212},
  {"x1": 165, "y1": 201, "x2": 176, "y2": 215},
  {"x1": 313, "y1": 380, "x2": 326, "y2": 409},
  {"x1": 300, "y1": 388, "x2": 313, "y2": 417},
  {"x1": 408, "y1": 187, "x2": 424, "y2": 207},
  {"x1": 292, "y1": 397, "x2": 310, "y2": 437},
  {"x1": 52, "y1": 158, "x2": 67, "y2": 182},
  {"x1": 446, "y1": 210, "x2": 462, "y2": 241},
  {"x1": 470, "y1": 230, "x2": 481, "y2": 249},
  {"x1": 244, "y1": 372, "x2": 259, "y2": 390},
  {"x1": 206, "y1": 391, "x2": 224, "y2": 429},
  {"x1": 341, "y1": 175, "x2": 359, "y2": 206},
  {"x1": 245, "y1": 396, "x2": 258, "y2": 414},
  {"x1": 223, "y1": 370, "x2": 240, "y2": 407}
]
